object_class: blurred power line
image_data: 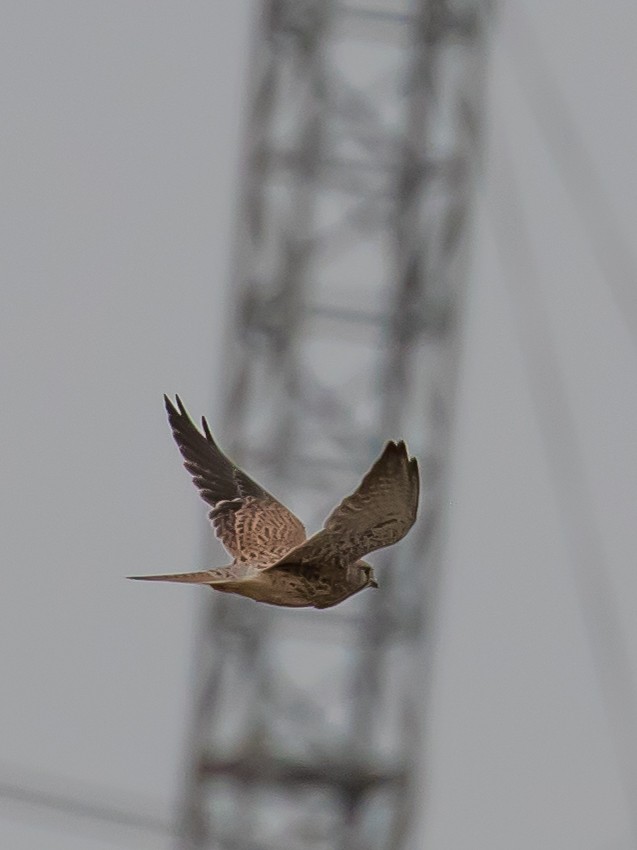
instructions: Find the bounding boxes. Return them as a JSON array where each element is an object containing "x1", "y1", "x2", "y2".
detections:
[
  {"x1": 0, "y1": 771, "x2": 174, "y2": 846},
  {"x1": 176, "y1": 1, "x2": 490, "y2": 848},
  {"x1": 504, "y1": 5, "x2": 637, "y2": 352},
  {"x1": 489, "y1": 134, "x2": 637, "y2": 847}
]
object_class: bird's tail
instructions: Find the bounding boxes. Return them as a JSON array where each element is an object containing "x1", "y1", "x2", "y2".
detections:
[{"x1": 128, "y1": 571, "x2": 218, "y2": 584}]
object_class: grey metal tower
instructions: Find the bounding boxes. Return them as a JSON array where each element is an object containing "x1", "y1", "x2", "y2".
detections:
[{"x1": 178, "y1": 1, "x2": 489, "y2": 848}]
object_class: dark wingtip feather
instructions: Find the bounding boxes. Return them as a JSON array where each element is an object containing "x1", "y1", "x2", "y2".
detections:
[
  {"x1": 161, "y1": 394, "x2": 268, "y2": 507},
  {"x1": 409, "y1": 456, "x2": 420, "y2": 488},
  {"x1": 383, "y1": 439, "x2": 410, "y2": 462},
  {"x1": 408, "y1": 456, "x2": 420, "y2": 515},
  {"x1": 164, "y1": 394, "x2": 176, "y2": 414},
  {"x1": 175, "y1": 394, "x2": 188, "y2": 416},
  {"x1": 169, "y1": 395, "x2": 203, "y2": 437},
  {"x1": 201, "y1": 416, "x2": 213, "y2": 442}
]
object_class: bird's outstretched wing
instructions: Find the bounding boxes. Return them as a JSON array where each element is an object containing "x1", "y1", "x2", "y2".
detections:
[
  {"x1": 164, "y1": 395, "x2": 306, "y2": 565},
  {"x1": 265, "y1": 440, "x2": 419, "y2": 573}
]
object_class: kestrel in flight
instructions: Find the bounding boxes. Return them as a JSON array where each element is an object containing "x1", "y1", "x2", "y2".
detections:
[{"x1": 129, "y1": 396, "x2": 419, "y2": 609}]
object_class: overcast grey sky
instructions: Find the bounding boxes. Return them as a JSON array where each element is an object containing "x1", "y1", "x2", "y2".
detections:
[{"x1": 2, "y1": 2, "x2": 637, "y2": 849}]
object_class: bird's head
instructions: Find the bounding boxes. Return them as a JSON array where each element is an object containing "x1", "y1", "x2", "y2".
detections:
[{"x1": 358, "y1": 560, "x2": 379, "y2": 590}]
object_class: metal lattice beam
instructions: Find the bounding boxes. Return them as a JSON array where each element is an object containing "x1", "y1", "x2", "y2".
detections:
[{"x1": 177, "y1": 1, "x2": 489, "y2": 847}]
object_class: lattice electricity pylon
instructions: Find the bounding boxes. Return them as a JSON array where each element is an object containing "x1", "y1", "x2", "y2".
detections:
[{"x1": 177, "y1": 1, "x2": 489, "y2": 848}]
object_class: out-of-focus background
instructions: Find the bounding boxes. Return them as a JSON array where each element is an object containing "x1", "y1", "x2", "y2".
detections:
[{"x1": 2, "y1": 1, "x2": 637, "y2": 849}]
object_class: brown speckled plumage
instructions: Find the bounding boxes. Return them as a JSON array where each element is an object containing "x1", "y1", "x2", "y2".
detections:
[{"x1": 128, "y1": 396, "x2": 419, "y2": 609}]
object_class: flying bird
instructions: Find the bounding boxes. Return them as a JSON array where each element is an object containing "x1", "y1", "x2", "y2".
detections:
[{"x1": 129, "y1": 395, "x2": 419, "y2": 609}]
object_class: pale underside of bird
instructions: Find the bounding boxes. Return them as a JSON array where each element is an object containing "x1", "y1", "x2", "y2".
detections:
[{"x1": 129, "y1": 396, "x2": 420, "y2": 609}]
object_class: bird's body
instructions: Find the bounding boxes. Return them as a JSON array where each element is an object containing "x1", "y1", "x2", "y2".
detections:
[
  {"x1": 137, "y1": 559, "x2": 373, "y2": 609},
  {"x1": 129, "y1": 396, "x2": 419, "y2": 609}
]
